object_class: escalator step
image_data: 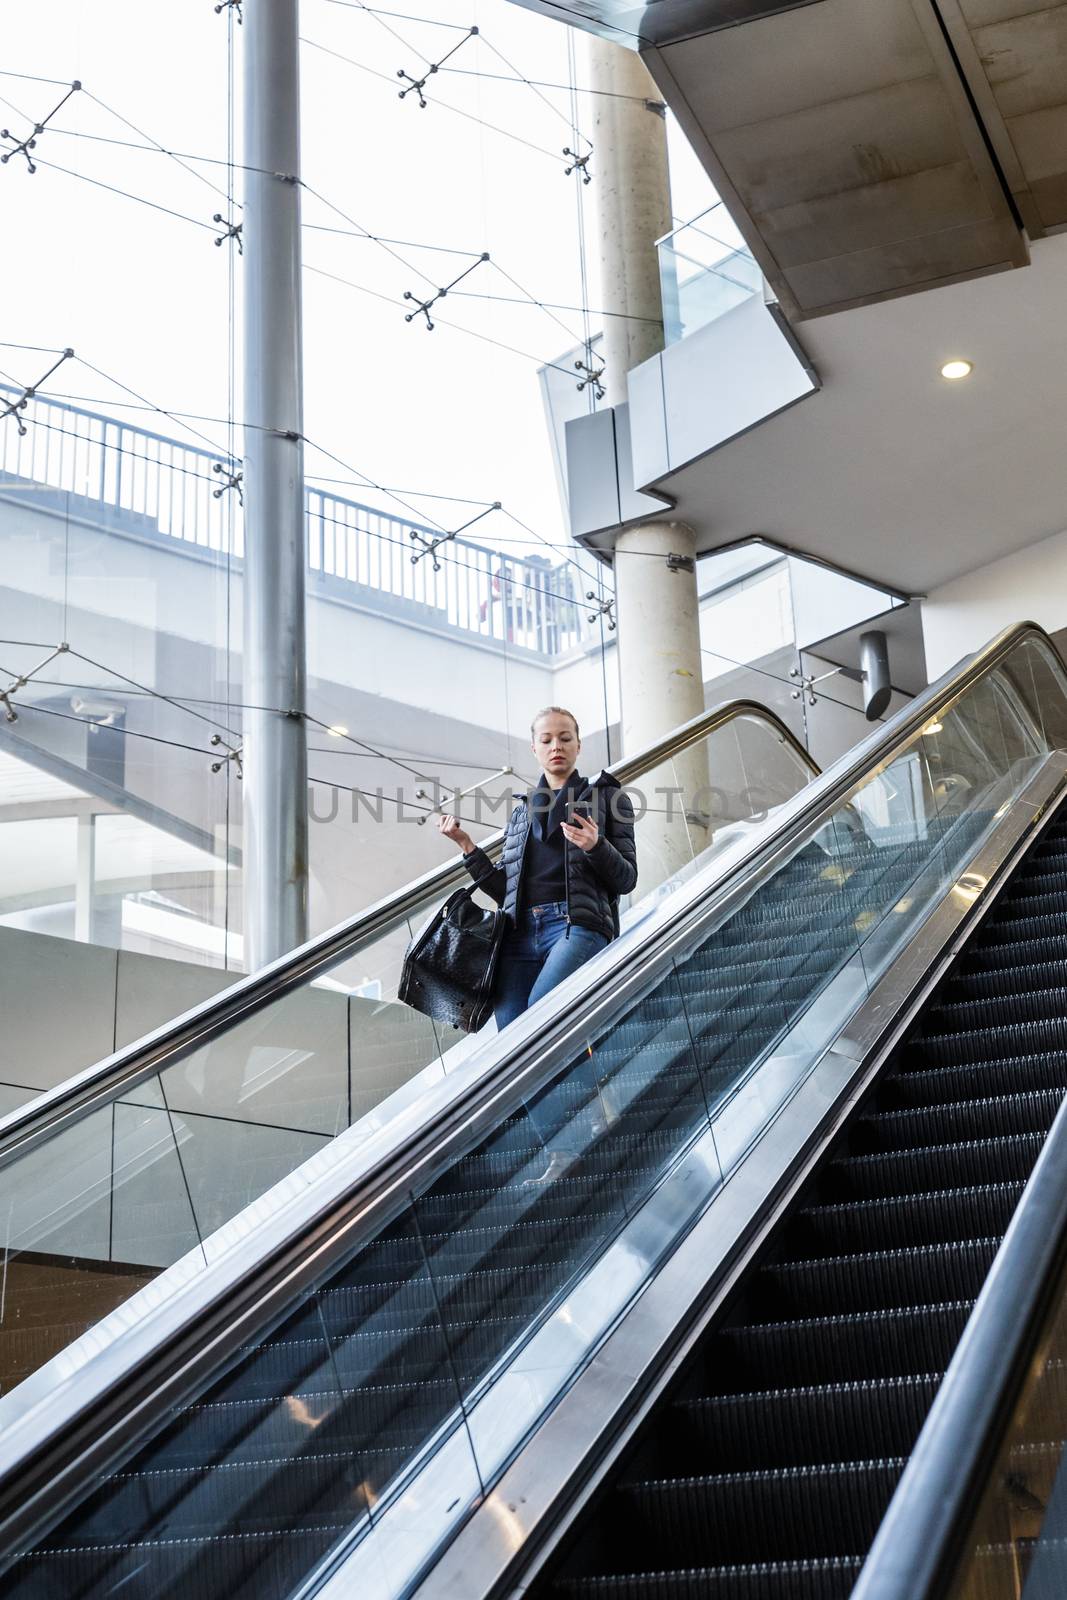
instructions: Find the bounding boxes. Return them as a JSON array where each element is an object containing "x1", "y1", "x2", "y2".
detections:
[
  {"x1": 981, "y1": 910, "x2": 1067, "y2": 942},
  {"x1": 673, "y1": 1374, "x2": 940, "y2": 1472},
  {"x1": 826, "y1": 1133, "x2": 1045, "y2": 1198},
  {"x1": 966, "y1": 934, "x2": 1067, "y2": 968},
  {"x1": 555, "y1": 1557, "x2": 863, "y2": 1599},
  {"x1": 946, "y1": 959, "x2": 1067, "y2": 1001},
  {"x1": 752, "y1": 1238, "x2": 999, "y2": 1318},
  {"x1": 617, "y1": 1458, "x2": 904, "y2": 1565},
  {"x1": 852, "y1": 1090, "x2": 1063, "y2": 1151},
  {"x1": 922, "y1": 990, "x2": 1067, "y2": 1031},
  {"x1": 9, "y1": 1527, "x2": 349, "y2": 1600},
  {"x1": 881, "y1": 1057, "x2": 1067, "y2": 1106},
  {"x1": 912, "y1": 1018, "x2": 1067, "y2": 1065},
  {"x1": 714, "y1": 1300, "x2": 972, "y2": 1388},
  {"x1": 790, "y1": 1182, "x2": 1024, "y2": 1254}
]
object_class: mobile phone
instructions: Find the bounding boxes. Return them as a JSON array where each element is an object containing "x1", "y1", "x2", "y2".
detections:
[{"x1": 567, "y1": 800, "x2": 593, "y2": 822}]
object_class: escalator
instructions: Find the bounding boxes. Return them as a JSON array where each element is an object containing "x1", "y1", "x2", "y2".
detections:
[
  {"x1": 0, "y1": 694, "x2": 813, "y2": 1396},
  {"x1": 525, "y1": 805, "x2": 1067, "y2": 1599},
  {"x1": 1, "y1": 627, "x2": 1067, "y2": 1600}
]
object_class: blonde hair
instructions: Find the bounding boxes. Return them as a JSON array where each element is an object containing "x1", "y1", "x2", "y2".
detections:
[{"x1": 530, "y1": 706, "x2": 580, "y2": 741}]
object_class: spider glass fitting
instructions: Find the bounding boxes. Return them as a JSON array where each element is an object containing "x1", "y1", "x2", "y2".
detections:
[
  {"x1": 212, "y1": 463, "x2": 244, "y2": 503},
  {"x1": 404, "y1": 252, "x2": 490, "y2": 330},
  {"x1": 789, "y1": 663, "x2": 846, "y2": 707},
  {"x1": 0, "y1": 642, "x2": 70, "y2": 724},
  {"x1": 398, "y1": 25, "x2": 479, "y2": 109},
  {"x1": 586, "y1": 594, "x2": 616, "y2": 631},
  {"x1": 409, "y1": 502, "x2": 501, "y2": 571},
  {"x1": 210, "y1": 733, "x2": 244, "y2": 777},
  {"x1": 0, "y1": 351, "x2": 75, "y2": 437},
  {"x1": 213, "y1": 213, "x2": 243, "y2": 253},
  {"x1": 214, "y1": 0, "x2": 243, "y2": 21},
  {"x1": 575, "y1": 358, "x2": 605, "y2": 401},
  {"x1": 563, "y1": 146, "x2": 592, "y2": 184},
  {"x1": 1, "y1": 82, "x2": 81, "y2": 174}
]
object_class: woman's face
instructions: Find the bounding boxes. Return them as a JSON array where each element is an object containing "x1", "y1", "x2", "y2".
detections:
[{"x1": 532, "y1": 713, "x2": 580, "y2": 786}]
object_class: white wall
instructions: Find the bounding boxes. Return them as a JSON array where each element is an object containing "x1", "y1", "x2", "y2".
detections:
[{"x1": 922, "y1": 526, "x2": 1067, "y2": 679}]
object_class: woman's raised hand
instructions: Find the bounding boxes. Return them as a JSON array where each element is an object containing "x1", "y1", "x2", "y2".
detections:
[
  {"x1": 560, "y1": 812, "x2": 600, "y2": 852},
  {"x1": 438, "y1": 813, "x2": 475, "y2": 854}
]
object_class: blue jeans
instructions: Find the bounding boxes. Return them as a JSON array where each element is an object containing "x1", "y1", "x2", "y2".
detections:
[
  {"x1": 494, "y1": 903, "x2": 609, "y2": 1154},
  {"x1": 494, "y1": 903, "x2": 609, "y2": 1030}
]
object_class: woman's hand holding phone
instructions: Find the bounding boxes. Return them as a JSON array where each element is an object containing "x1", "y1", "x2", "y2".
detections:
[{"x1": 561, "y1": 807, "x2": 599, "y2": 852}]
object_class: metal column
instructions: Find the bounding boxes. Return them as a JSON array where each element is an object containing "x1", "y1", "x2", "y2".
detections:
[{"x1": 242, "y1": 0, "x2": 309, "y2": 970}]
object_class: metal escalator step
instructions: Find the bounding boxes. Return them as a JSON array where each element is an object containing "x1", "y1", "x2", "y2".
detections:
[
  {"x1": 554, "y1": 1556, "x2": 863, "y2": 1599},
  {"x1": 922, "y1": 990, "x2": 1067, "y2": 1031},
  {"x1": 826, "y1": 1133, "x2": 1046, "y2": 1198},
  {"x1": 752, "y1": 1238, "x2": 999, "y2": 1319},
  {"x1": 881, "y1": 1057, "x2": 1067, "y2": 1105},
  {"x1": 418, "y1": 1214, "x2": 619, "y2": 1265},
  {"x1": 946, "y1": 959, "x2": 1067, "y2": 1001},
  {"x1": 910, "y1": 1017, "x2": 1067, "y2": 1065},
  {"x1": 982, "y1": 909, "x2": 1067, "y2": 940},
  {"x1": 852, "y1": 1090, "x2": 1064, "y2": 1151},
  {"x1": 908, "y1": 1017, "x2": 1067, "y2": 1068},
  {"x1": 673, "y1": 1375, "x2": 940, "y2": 1472},
  {"x1": 790, "y1": 1183, "x2": 1024, "y2": 1254},
  {"x1": 715, "y1": 1301, "x2": 972, "y2": 1388},
  {"x1": 71, "y1": 1453, "x2": 362, "y2": 1541},
  {"x1": 8, "y1": 1526, "x2": 348, "y2": 1599},
  {"x1": 617, "y1": 1458, "x2": 904, "y2": 1566},
  {"x1": 990, "y1": 885, "x2": 1067, "y2": 913},
  {"x1": 149, "y1": 1385, "x2": 449, "y2": 1469},
  {"x1": 966, "y1": 934, "x2": 1067, "y2": 973}
]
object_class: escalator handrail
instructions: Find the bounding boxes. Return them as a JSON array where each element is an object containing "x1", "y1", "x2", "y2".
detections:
[
  {"x1": 0, "y1": 695, "x2": 816, "y2": 1168},
  {"x1": 0, "y1": 620, "x2": 1063, "y2": 1561},
  {"x1": 851, "y1": 1079, "x2": 1067, "y2": 1599}
]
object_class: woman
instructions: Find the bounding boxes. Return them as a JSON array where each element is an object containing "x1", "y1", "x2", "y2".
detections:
[{"x1": 438, "y1": 706, "x2": 638, "y2": 1030}]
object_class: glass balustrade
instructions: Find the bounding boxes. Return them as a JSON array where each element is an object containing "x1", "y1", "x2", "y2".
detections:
[
  {"x1": 1, "y1": 629, "x2": 1064, "y2": 1600},
  {"x1": 0, "y1": 704, "x2": 816, "y2": 1399}
]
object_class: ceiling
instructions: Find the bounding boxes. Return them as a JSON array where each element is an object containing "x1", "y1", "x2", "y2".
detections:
[{"x1": 652, "y1": 227, "x2": 1067, "y2": 597}]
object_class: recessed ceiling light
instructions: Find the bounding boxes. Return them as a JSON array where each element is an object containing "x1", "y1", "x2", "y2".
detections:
[
  {"x1": 327, "y1": 724, "x2": 349, "y2": 738},
  {"x1": 940, "y1": 359, "x2": 973, "y2": 381}
]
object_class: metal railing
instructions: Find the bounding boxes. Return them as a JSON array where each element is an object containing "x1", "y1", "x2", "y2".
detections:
[
  {"x1": 0, "y1": 694, "x2": 816, "y2": 1168},
  {"x1": 0, "y1": 384, "x2": 602, "y2": 657}
]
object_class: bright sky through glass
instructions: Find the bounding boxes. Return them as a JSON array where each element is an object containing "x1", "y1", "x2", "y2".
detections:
[{"x1": 1, "y1": 0, "x2": 715, "y2": 554}]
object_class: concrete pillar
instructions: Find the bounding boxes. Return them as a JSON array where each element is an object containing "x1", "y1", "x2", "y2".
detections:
[
  {"x1": 587, "y1": 38, "x2": 673, "y2": 405},
  {"x1": 242, "y1": 0, "x2": 309, "y2": 972},
  {"x1": 613, "y1": 521, "x2": 708, "y2": 883},
  {"x1": 585, "y1": 39, "x2": 700, "y2": 883}
]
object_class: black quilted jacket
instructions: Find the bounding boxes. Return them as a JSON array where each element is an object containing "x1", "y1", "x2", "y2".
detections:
[{"x1": 462, "y1": 770, "x2": 638, "y2": 940}]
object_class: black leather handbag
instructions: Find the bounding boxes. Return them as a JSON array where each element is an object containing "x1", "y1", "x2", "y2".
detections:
[{"x1": 399, "y1": 885, "x2": 506, "y2": 1033}]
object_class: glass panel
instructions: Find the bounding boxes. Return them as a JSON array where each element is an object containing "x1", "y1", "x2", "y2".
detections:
[
  {"x1": 658, "y1": 204, "x2": 763, "y2": 344},
  {"x1": 944, "y1": 1248, "x2": 1067, "y2": 1600},
  {"x1": 623, "y1": 709, "x2": 815, "y2": 907},
  {"x1": 0, "y1": 1104, "x2": 202, "y2": 1398},
  {"x1": 0, "y1": 708, "x2": 812, "y2": 1391},
  {"x1": 0, "y1": 450, "x2": 240, "y2": 967},
  {"x1": 4, "y1": 634, "x2": 1067, "y2": 1599}
]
